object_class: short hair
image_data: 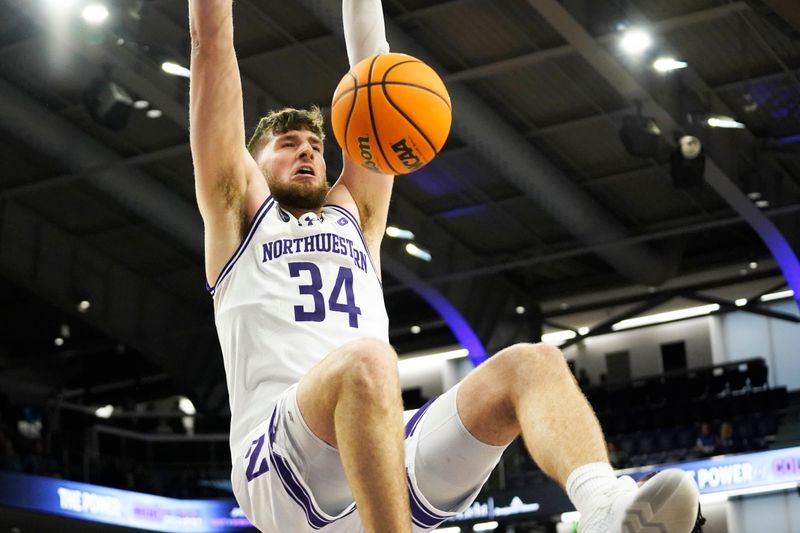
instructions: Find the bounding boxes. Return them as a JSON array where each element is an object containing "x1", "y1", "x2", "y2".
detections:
[{"x1": 247, "y1": 106, "x2": 326, "y2": 156}]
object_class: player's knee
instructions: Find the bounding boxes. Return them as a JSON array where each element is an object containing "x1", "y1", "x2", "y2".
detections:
[
  {"x1": 341, "y1": 338, "x2": 399, "y2": 394},
  {"x1": 495, "y1": 342, "x2": 568, "y2": 382}
]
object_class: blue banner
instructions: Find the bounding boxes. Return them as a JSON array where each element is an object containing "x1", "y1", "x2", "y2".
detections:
[
  {"x1": 624, "y1": 445, "x2": 800, "y2": 495},
  {"x1": 0, "y1": 472, "x2": 252, "y2": 532},
  {"x1": 2, "y1": 445, "x2": 799, "y2": 529}
]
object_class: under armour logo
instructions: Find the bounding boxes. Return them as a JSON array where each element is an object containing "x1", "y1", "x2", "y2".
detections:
[{"x1": 303, "y1": 215, "x2": 315, "y2": 226}]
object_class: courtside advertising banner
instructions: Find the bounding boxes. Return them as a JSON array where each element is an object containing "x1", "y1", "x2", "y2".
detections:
[{"x1": 0, "y1": 471, "x2": 252, "y2": 532}]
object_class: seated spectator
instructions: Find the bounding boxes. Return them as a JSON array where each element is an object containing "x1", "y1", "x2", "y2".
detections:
[
  {"x1": 715, "y1": 421, "x2": 741, "y2": 455},
  {"x1": 695, "y1": 422, "x2": 716, "y2": 455}
]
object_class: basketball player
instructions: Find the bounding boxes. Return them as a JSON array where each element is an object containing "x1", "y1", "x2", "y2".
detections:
[{"x1": 188, "y1": 1, "x2": 700, "y2": 532}]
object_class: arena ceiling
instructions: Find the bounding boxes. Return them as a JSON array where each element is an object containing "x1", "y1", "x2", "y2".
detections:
[{"x1": 0, "y1": 0, "x2": 799, "y2": 413}]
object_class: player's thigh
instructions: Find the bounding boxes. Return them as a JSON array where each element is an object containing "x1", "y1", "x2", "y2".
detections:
[{"x1": 296, "y1": 337, "x2": 398, "y2": 447}]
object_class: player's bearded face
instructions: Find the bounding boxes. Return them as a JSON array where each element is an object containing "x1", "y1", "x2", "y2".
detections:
[{"x1": 261, "y1": 131, "x2": 329, "y2": 210}]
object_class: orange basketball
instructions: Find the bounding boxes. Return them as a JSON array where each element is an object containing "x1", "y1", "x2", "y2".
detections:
[{"x1": 331, "y1": 53, "x2": 452, "y2": 175}]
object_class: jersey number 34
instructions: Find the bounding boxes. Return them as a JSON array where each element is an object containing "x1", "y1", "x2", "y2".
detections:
[{"x1": 289, "y1": 262, "x2": 361, "y2": 328}]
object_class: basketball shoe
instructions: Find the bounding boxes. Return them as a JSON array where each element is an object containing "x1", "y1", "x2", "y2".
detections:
[{"x1": 578, "y1": 469, "x2": 700, "y2": 533}]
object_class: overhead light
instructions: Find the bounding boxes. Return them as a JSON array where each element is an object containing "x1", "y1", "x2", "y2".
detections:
[
  {"x1": 561, "y1": 511, "x2": 581, "y2": 524},
  {"x1": 178, "y1": 397, "x2": 196, "y2": 416},
  {"x1": 133, "y1": 99, "x2": 149, "y2": 110},
  {"x1": 397, "y1": 348, "x2": 468, "y2": 371},
  {"x1": 472, "y1": 522, "x2": 499, "y2": 532},
  {"x1": 670, "y1": 135, "x2": 705, "y2": 187},
  {"x1": 541, "y1": 330, "x2": 577, "y2": 345},
  {"x1": 161, "y1": 61, "x2": 191, "y2": 78},
  {"x1": 405, "y1": 243, "x2": 432, "y2": 262},
  {"x1": 749, "y1": 261, "x2": 758, "y2": 270},
  {"x1": 54, "y1": 337, "x2": 65, "y2": 347},
  {"x1": 747, "y1": 191, "x2": 762, "y2": 200},
  {"x1": 760, "y1": 289, "x2": 794, "y2": 302},
  {"x1": 653, "y1": 57, "x2": 687, "y2": 72},
  {"x1": 620, "y1": 28, "x2": 652, "y2": 55},
  {"x1": 410, "y1": 325, "x2": 421, "y2": 334},
  {"x1": 706, "y1": 116, "x2": 746, "y2": 129},
  {"x1": 386, "y1": 226, "x2": 415, "y2": 240},
  {"x1": 515, "y1": 305, "x2": 526, "y2": 315},
  {"x1": 85, "y1": 79, "x2": 133, "y2": 130},
  {"x1": 146, "y1": 108, "x2": 163, "y2": 119},
  {"x1": 82, "y1": 3, "x2": 109, "y2": 24},
  {"x1": 735, "y1": 298, "x2": 748, "y2": 307},
  {"x1": 755, "y1": 199, "x2": 770, "y2": 208},
  {"x1": 612, "y1": 304, "x2": 720, "y2": 331},
  {"x1": 95, "y1": 405, "x2": 114, "y2": 419},
  {"x1": 77, "y1": 300, "x2": 91, "y2": 313},
  {"x1": 619, "y1": 102, "x2": 661, "y2": 158},
  {"x1": 435, "y1": 528, "x2": 462, "y2": 533},
  {"x1": 578, "y1": 326, "x2": 590, "y2": 335}
]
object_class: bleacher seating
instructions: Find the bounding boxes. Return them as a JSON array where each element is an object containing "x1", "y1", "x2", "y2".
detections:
[{"x1": 582, "y1": 358, "x2": 789, "y2": 468}]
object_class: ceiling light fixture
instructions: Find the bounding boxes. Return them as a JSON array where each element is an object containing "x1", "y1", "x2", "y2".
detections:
[
  {"x1": 671, "y1": 135, "x2": 705, "y2": 187},
  {"x1": 472, "y1": 522, "x2": 499, "y2": 532},
  {"x1": 77, "y1": 300, "x2": 91, "y2": 313},
  {"x1": 515, "y1": 305, "x2": 526, "y2": 315},
  {"x1": 653, "y1": 57, "x2": 687, "y2": 72},
  {"x1": 146, "y1": 108, "x2": 163, "y2": 119},
  {"x1": 405, "y1": 243, "x2": 432, "y2": 262},
  {"x1": 735, "y1": 298, "x2": 748, "y2": 307},
  {"x1": 620, "y1": 28, "x2": 652, "y2": 55},
  {"x1": 95, "y1": 405, "x2": 114, "y2": 419},
  {"x1": 161, "y1": 61, "x2": 191, "y2": 78},
  {"x1": 541, "y1": 330, "x2": 577, "y2": 345},
  {"x1": 386, "y1": 226, "x2": 415, "y2": 240},
  {"x1": 81, "y1": 3, "x2": 109, "y2": 24},
  {"x1": 612, "y1": 304, "x2": 720, "y2": 331},
  {"x1": 706, "y1": 116, "x2": 746, "y2": 129},
  {"x1": 410, "y1": 325, "x2": 421, "y2": 334},
  {"x1": 178, "y1": 397, "x2": 196, "y2": 416},
  {"x1": 760, "y1": 289, "x2": 794, "y2": 302}
]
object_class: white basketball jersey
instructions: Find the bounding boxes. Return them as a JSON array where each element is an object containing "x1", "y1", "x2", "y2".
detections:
[{"x1": 208, "y1": 196, "x2": 389, "y2": 451}]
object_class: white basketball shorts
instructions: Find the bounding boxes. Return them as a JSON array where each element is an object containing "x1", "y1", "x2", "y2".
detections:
[{"x1": 231, "y1": 383, "x2": 507, "y2": 532}]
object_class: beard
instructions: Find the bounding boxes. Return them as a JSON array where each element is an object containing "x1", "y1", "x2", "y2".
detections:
[{"x1": 268, "y1": 174, "x2": 330, "y2": 211}]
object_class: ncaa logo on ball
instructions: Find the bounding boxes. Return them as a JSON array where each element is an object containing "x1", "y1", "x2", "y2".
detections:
[{"x1": 391, "y1": 138, "x2": 421, "y2": 171}]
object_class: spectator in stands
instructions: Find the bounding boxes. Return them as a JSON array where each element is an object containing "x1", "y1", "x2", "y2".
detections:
[
  {"x1": 715, "y1": 421, "x2": 740, "y2": 455},
  {"x1": 695, "y1": 422, "x2": 716, "y2": 455}
]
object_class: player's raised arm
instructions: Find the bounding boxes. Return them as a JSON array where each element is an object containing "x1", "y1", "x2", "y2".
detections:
[
  {"x1": 188, "y1": 0, "x2": 264, "y2": 285},
  {"x1": 327, "y1": 0, "x2": 394, "y2": 270}
]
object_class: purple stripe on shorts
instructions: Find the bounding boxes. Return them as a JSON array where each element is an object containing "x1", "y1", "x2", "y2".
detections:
[
  {"x1": 266, "y1": 402, "x2": 357, "y2": 529},
  {"x1": 404, "y1": 397, "x2": 437, "y2": 438},
  {"x1": 406, "y1": 471, "x2": 449, "y2": 528}
]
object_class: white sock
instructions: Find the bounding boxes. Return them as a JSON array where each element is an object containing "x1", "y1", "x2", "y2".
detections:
[{"x1": 565, "y1": 462, "x2": 619, "y2": 515}]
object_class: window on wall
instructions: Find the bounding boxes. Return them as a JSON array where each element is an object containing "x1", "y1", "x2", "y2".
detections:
[
  {"x1": 661, "y1": 341, "x2": 687, "y2": 373},
  {"x1": 605, "y1": 351, "x2": 631, "y2": 382}
]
